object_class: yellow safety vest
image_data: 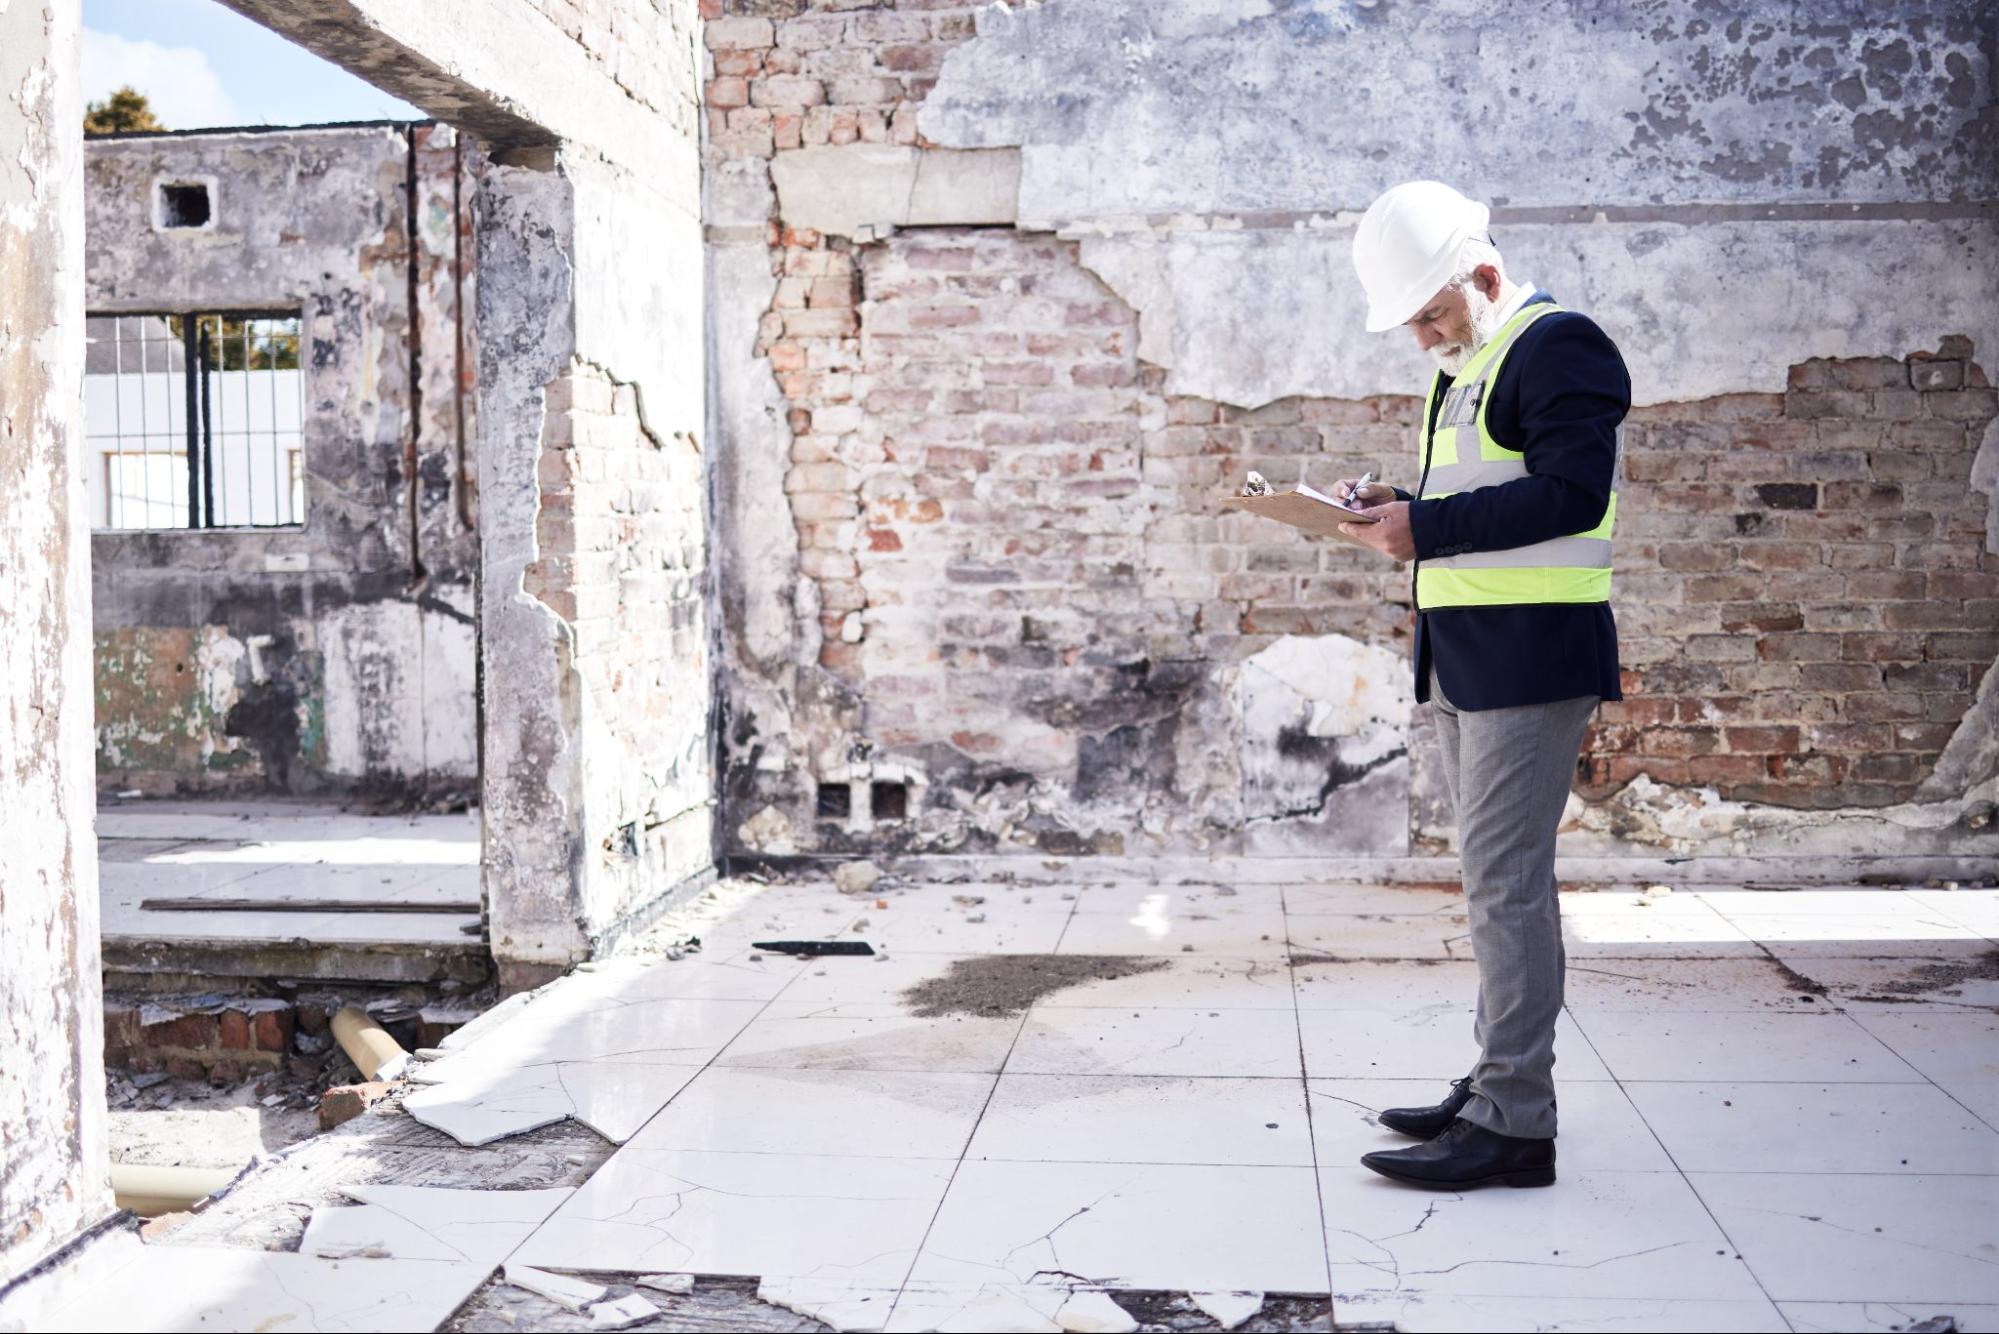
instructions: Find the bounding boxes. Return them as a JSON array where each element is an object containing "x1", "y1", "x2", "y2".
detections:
[{"x1": 1414, "y1": 301, "x2": 1617, "y2": 610}]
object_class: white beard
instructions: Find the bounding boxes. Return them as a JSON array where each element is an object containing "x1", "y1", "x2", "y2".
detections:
[{"x1": 1430, "y1": 283, "x2": 1506, "y2": 377}]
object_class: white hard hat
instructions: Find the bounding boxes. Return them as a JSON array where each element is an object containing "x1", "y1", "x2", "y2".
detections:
[{"x1": 1352, "y1": 181, "x2": 1492, "y2": 333}]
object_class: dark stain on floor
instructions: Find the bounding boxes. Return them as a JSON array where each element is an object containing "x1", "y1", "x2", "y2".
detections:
[
  {"x1": 900, "y1": 953, "x2": 1171, "y2": 1018},
  {"x1": 1851, "y1": 946, "x2": 1999, "y2": 1002}
]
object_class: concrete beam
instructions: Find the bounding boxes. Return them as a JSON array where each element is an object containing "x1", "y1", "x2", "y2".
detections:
[
  {"x1": 770, "y1": 145, "x2": 1020, "y2": 238},
  {"x1": 220, "y1": 0, "x2": 698, "y2": 188}
]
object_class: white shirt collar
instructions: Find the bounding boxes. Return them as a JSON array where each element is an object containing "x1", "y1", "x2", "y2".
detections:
[{"x1": 1494, "y1": 282, "x2": 1538, "y2": 324}]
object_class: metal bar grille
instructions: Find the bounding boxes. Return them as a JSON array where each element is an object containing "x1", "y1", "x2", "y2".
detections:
[{"x1": 84, "y1": 311, "x2": 306, "y2": 531}]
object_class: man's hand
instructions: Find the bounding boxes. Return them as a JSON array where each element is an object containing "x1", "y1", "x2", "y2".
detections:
[
  {"x1": 1341, "y1": 500, "x2": 1417, "y2": 562},
  {"x1": 1333, "y1": 478, "x2": 1397, "y2": 509}
]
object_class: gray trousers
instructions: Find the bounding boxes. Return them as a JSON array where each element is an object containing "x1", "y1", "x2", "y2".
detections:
[{"x1": 1429, "y1": 667, "x2": 1599, "y2": 1140}]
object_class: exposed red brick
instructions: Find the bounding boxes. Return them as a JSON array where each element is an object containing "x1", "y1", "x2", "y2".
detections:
[{"x1": 319, "y1": 1081, "x2": 394, "y2": 1132}]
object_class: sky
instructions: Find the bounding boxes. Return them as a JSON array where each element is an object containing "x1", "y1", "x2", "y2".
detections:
[{"x1": 83, "y1": 0, "x2": 422, "y2": 130}]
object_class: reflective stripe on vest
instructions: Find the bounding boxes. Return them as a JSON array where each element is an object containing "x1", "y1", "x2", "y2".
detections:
[{"x1": 1415, "y1": 300, "x2": 1619, "y2": 611}]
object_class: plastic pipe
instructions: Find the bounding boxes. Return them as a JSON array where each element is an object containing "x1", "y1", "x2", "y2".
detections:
[
  {"x1": 111, "y1": 1163, "x2": 239, "y2": 1217},
  {"x1": 330, "y1": 1006, "x2": 410, "y2": 1081}
]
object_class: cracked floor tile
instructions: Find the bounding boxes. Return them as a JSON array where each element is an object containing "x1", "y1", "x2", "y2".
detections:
[
  {"x1": 908, "y1": 1159, "x2": 1328, "y2": 1292},
  {"x1": 1319, "y1": 1167, "x2": 1766, "y2": 1301},
  {"x1": 1690, "y1": 1173, "x2": 1999, "y2": 1303},
  {"x1": 510, "y1": 1148, "x2": 954, "y2": 1281},
  {"x1": 300, "y1": 1184, "x2": 575, "y2": 1263},
  {"x1": 1283, "y1": 913, "x2": 1467, "y2": 961}
]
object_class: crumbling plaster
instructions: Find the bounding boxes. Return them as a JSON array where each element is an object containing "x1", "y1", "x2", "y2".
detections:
[
  {"x1": 1064, "y1": 219, "x2": 1999, "y2": 409},
  {"x1": 923, "y1": 0, "x2": 1997, "y2": 218},
  {"x1": 903, "y1": 0, "x2": 1999, "y2": 408},
  {"x1": 0, "y1": 0, "x2": 112, "y2": 1284},
  {"x1": 84, "y1": 126, "x2": 479, "y2": 799}
]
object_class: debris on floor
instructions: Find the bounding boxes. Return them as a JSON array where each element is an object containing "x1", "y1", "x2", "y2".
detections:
[
  {"x1": 1853, "y1": 946, "x2": 1999, "y2": 1001},
  {"x1": 106, "y1": 1068, "x2": 321, "y2": 1171},
  {"x1": 900, "y1": 954, "x2": 1171, "y2": 1018},
  {"x1": 319, "y1": 1079, "x2": 396, "y2": 1131}
]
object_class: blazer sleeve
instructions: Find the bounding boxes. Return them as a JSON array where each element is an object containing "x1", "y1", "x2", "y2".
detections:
[{"x1": 1406, "y1": 314, "x2": 1630, "y2": 559}]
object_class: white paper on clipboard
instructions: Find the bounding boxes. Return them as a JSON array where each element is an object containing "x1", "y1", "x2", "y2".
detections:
[{"x1": 1220, "y1": 480, "x2": 1381, "y2": 539}]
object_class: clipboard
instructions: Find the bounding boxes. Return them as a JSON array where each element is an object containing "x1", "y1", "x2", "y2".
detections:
[{"x1": 1220, "y1": 481, "x2": 1381, "y2": 539}]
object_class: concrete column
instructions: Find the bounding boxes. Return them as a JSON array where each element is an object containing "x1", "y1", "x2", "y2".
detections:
[
  {"x1": 474, "y1": 158, "x2": 589, "y2": 977},
  {"x1": 0, "y1": 0, "x2": 113, "y2": 1282}
]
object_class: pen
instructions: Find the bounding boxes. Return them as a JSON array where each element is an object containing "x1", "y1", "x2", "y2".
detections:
[{"x1": 1345, "y1": 472, "x2": 1374, "y2": 508}]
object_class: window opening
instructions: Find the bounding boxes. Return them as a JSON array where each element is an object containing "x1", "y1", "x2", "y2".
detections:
[
  {"x1": 870, "y1": 781, "x2": 909, "y2": 821},
  {"x1": 815, "y1": 782, "x2": 853, "y2": 820},
  {"x1": 85, "y1": 313, "x2": 305, "y2": 530},
  {"x1": 158, "y1": 182, "x2": 212, "y2": 229}
]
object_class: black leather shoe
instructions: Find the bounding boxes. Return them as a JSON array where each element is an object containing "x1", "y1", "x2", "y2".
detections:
[
  {"x1": 1361, "y1": 1117, "x2": 1556, "y2": 1189},
  {"x1": 1377, "y1": 1076, "x2": 1473, "y2": 1139}
]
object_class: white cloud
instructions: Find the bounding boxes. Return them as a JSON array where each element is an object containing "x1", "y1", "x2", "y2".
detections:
[{"x1": 83, "y1": 27, "x2": 245, "y2": 130}]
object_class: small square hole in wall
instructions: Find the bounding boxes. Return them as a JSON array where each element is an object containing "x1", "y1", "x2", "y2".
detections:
[
  {"x1": 816, "y1": 782, "x2": 852, "y2": 820},
  {"x1": 871, "y1": 781, "x2": 909, "y2": 821},
  {"x1": 158, "y1": 182, "x2": 211, "y2": 229}
]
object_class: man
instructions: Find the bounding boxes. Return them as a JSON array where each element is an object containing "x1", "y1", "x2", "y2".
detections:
[{"x1": 1334, "y1": 180, "x2": 1629, "y2": 1190}]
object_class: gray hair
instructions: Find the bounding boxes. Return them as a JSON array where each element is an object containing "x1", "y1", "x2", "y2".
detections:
[{"x1": 1449, "y1": 234, "x2": 1506, "y2": 289}]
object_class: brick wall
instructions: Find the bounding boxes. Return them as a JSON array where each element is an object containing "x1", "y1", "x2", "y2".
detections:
[
  {"x1": 1587, "y1": 345, "x2": 1996, "y2": 808},
  {"x1": 706, "y1": 0, "x2": 1999, "y2": 850},
  {"x1": 701, "y1": 1, "x2": 974, "y2": 157},
  {"x1": 526, "y1": 361, "x2": 711, "y2": 864}
]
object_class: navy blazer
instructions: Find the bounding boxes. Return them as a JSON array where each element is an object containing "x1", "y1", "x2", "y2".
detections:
[{"x1": 1392, "y1": 292, "x2": 1629, "y2": 710}]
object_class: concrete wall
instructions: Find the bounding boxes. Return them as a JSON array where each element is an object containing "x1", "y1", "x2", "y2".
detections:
[
  {"x1": 222, "y1": 0, "x2": 715, "y2": 969},
  {"x1": 84, "y1": 123, "x2": 480, "y2": 802},
  {"x1": 0, "y1": 0, "x2": 113, "y2": 1285},
  {"x1": 706, "y1": 0, "x2": 1999, "y2": 863}
]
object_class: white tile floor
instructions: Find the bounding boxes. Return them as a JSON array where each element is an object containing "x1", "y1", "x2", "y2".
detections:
[{"x1": 42, "y1": 874, "x2": 1999, "y2": 1331}]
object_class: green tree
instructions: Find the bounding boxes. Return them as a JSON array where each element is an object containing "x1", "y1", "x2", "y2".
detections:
[{"x1": 84, "y1": 86, "x2": 164, "y2": 134}]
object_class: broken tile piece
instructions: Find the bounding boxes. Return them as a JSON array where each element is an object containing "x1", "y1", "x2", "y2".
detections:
[
  {"x1": 632, "y1": 1273, "x2": 695, "y2": 1295},
  {"x1": 0, "y1": 1231, "x2": 490, "y2": 1333},
  {"x1": 300, "y1": 1185, "x2": 574, "y2": 1264},
  {"x1": 503, "y1": 1264, "x2": 609, "y2": 1312},
  {"x1": 588, "y1": 1292, "x2": 662, "y2": 1329},
  {"x1": 1053, "y1": 1290, "x2": 1138, "y2": 1333},
  {"x1": 754, "y1": 1277, "x2": 898, "y2": 1332},
  {"x1": 881, "y1": 1282, "x2": 1066, "y2": 1333},
  {"x1": 1189, "y1": 1291, "x2": 1263, "y2": 1329}
]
